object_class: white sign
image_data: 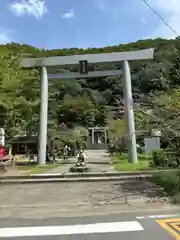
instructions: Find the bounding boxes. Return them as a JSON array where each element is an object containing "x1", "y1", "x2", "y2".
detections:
[
  {"x1": 151, "y1": 129, "x2": 161, "y2": 137},
  {"x1": 144, "y1": 137, "x2": 160, "y2": 154},
  {"x1": 0, "y1": 128, "x2": 5, "y2": 135},
  {"x1": 0, "y1": 128, "x2": 5, "y2": 146}
]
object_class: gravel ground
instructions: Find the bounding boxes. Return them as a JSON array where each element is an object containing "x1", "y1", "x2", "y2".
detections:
[{"x1": 0, "y1": 180, "x2": 168, "y2": 218}]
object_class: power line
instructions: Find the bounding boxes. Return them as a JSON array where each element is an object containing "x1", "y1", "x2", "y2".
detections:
[{"x1": 141, "y1": 0, "x2": 179, "y2": 37}]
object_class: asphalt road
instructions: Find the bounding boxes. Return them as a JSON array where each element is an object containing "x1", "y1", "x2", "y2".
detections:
[{"x1": 0, "y1": 209, "x2": 179, "y2": 239}]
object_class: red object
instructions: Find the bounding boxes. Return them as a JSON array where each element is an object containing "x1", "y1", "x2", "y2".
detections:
[
  {"x1": 0, "y1": 145, "x2": 8, "y2": 161},
  {"x1": 0, "y1": 146, "x2": 5, "y2": 159},
  {"x1": 3, "y1": 156, "x2": 9, "y2": 161}
]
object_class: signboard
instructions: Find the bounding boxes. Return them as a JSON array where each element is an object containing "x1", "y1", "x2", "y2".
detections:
[
  {"x1": 0, "y1": 128, "x2": 4, "y2": 135},
  {"x1": 79, "y1": 60, "x2": 88, "y2": 74},
  {"x1": 151, "y1": 129, "x2": 161, "y2": 137},
  {"x1": 144, "y1": 137, "x2": 160, "y2": 154},
  {"x1": 0, "y1": 128, "x2": 5, "y2": 146}
]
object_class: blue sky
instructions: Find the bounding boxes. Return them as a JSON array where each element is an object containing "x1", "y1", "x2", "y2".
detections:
[{"x1": 0, "y1": 0, "x2": 179, "y2": 49}]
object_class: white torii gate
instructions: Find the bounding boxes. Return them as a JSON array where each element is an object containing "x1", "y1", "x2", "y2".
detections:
[{"x1": 21, "y1": 48, "x2": 154, "y2": 165}]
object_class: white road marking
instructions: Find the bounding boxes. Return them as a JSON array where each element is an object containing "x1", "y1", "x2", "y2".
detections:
[
  {"x1": 136, "y1": 214, "x2": 179, "y2": 219},
  {"x1": 0, "y1": 221, "x2": 144, "y2": 238}
]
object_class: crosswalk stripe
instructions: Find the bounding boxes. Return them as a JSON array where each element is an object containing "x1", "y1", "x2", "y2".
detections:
[
  {"x1": 0, "y1": 221, "x2": 144, "y2": 238},
  {"x1": 136, "y1": 214, "x2": 179, "y2": 219}
]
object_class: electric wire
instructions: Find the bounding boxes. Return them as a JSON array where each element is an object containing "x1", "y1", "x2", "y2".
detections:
[{"x1": 141, "y1": 0, "x2": 179, "y2": 37}]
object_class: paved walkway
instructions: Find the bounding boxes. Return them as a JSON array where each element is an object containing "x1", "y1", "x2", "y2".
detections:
[{"x1": 48, "y1": 149, "x2": 115, "y2": 174}]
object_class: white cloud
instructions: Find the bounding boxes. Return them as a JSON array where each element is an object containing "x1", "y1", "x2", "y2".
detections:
[
  {"x1": 9, "y1": 0, "x2": 48, "y2": 19},
  {"x1": 150, "y1": 0, "x2": 180, "y2": 39},
  {"x1": 0, "y1": 33, "x2": 12, "y2": 44},
  {"x1": 0, "y1": 29, "x2": 14, "y2": 44},
  {"x1": 61, "y1": 9, "x2": 75, "y2": 19}
]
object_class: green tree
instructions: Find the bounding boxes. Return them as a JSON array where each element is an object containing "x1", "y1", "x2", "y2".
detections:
[
  {"x1": 0, "y1": 36, "x2": 179, "y2": 145},
  {"x1": 58, "y1": 94, "x2": 106, "y2": 127},
  {"x1": 169, "y1": 39, "x2": 180, "y2": 86},
  {"x1": 107, "y1": 119, "x2": 126, "y2": 140},
  {"x1": 134, "y1": 109, "x2": 150, "y2": 130}
]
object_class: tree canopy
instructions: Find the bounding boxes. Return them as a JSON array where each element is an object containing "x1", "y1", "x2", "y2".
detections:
[{"x1": 0, "y1": 37, "x2": 180, "y2": 144}]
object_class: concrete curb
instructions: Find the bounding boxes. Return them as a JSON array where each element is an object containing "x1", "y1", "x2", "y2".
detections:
[
  {"x1": 30, "y1": 169, "x2": 176, "y2": 178},
  {"x1": 0, "y1": 169, "x2": 176, "y2": 179},
  {"x1": 0, "y1": 169, "x2": 176, "y2": 184},
  {"x1": 60, "y1": 161, "x2": 110, "y2": 165},
  {"x1": 0, "y1": 174, "x2": 152, "y2": 184}
]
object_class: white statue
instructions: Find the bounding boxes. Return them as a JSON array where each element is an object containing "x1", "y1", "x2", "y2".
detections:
[
  {"x1": 97, "y1": 135, "x2": 102, "y2": 144},
  {"x1": 76, "y1": 149, "x2": 86, "y2": 166}
]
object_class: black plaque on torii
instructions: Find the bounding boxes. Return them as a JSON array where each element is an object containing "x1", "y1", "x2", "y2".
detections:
[{"x1": 79, "y1": 60, "x2": 88, "y2": 74}]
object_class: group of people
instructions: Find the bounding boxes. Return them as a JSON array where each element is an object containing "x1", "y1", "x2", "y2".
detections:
[
  {"x1": 46, "y1": 144, "x2": 86, "y2": 165},
  {"x1": 63, "y1": 144, "x2": 86, "y2": 166},
  {"x1": 0, "y1": 143, "x2": 87, "y2": 167}
]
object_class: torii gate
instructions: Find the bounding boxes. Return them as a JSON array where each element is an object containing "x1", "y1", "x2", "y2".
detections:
[{"x1": 21, "y1": 48, "x2": 154, "y2": 165}]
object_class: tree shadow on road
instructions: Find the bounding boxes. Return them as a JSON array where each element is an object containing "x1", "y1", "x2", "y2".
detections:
[
  {"x1": 87, "y1": 180, "x2": 167, "y2": 206},
  {"x1": 113, "y1": 180, "x2": 166, "y2": 203}
]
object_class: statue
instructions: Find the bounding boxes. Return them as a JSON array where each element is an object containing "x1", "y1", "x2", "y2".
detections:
[
  {"x1": 69, "y1": 147, "x2": 90, "y2": 173},
  {"x1": 76, "y1": 149, "x2": 86, "y2": 166}
]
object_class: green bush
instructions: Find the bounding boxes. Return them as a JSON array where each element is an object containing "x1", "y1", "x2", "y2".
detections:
[
  {"x1": 167, "y1": 155, "x2": 180, "y2": 168},
  {"x1": 152, "y1": 171, "x2": 180, "y2": 195},
  {"x1": 152, "y1": 149, "x2": 168, "y2": 167},
  {"x1": 172, "y1": 193, "x2": 180, "y2": 204}
]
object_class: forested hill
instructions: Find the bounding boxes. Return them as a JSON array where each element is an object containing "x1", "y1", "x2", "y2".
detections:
[
  {"x1": 0, "y1": 37, "x2": 180, "y2": 139},
  {"x1": 6, "y1": 37, "x2": 178, "y2": 94}
]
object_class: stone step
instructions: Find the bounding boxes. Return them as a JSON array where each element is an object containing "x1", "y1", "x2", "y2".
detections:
[{"x1": 0, "y1": 174, "x2": 152, "y2": 184}]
